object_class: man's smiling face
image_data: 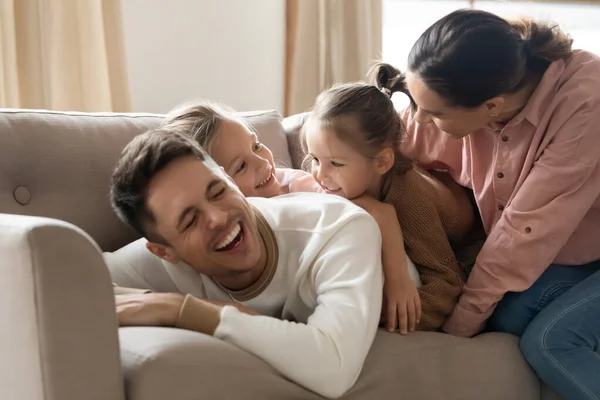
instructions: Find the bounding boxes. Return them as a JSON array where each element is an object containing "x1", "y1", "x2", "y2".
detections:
[{"x1": 145, "y1": 155, "x2": 263, "y2": 283}]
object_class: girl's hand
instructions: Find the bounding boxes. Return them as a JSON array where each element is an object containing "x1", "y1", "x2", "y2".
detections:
[
  {"x1": 381, "y1": 275, "x2": 422, "y2": 335},
  {"x1": 352, "y1": 195, "x2": 422, "y2": 333}
]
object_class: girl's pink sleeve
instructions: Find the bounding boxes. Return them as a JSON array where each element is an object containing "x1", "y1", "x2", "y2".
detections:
[{"x1": 281, "y1": 168, "x2": 324, "y2": 193}]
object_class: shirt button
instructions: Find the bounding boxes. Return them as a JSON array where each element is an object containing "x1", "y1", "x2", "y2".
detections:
[
  {"x1": 502, "y1": 135, "x2": 509, "y2": 142},
  {"x1": 525, "y1": 227, "x2": 532, "y2": 233},
  {"x1": 498, "y1": 204, "x2": 505, "y2": 211},
  {"x1": 497, "y1": 172, "x2": 504, "y2": 178}
]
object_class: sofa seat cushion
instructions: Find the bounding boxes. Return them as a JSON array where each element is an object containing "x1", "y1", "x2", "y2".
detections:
[{"x1": 119, "y1": 327, "x2": 540, "y2": 400}]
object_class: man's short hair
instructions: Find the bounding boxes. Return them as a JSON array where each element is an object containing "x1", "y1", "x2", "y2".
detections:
[{"x1": 110, "y1": 128, "x2": 209, "y2": 243}]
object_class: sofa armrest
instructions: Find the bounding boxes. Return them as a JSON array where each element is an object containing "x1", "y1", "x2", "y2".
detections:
[
  {"x1": 282, "y1": 112, "x2": 310, "y2": 170},
  {"x1": 0, "y1": 214, "x2": 125, "y2": 400}
]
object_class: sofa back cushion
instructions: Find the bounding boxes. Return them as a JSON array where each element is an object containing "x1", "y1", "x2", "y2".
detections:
[{"x1": 1, "y1": 109, "x2": 291, "y2": 251}]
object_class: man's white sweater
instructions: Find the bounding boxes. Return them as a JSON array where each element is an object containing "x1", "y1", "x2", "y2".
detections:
[{"x1": 106, "y1": 192, "x2": 384, "y2": 398}]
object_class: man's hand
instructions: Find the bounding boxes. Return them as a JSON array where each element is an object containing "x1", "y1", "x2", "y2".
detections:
[
  {"x1": 381, "y1": 275, "x2": 422, "y2": 334},
  {"x1": 115, "y1": 293, "x2": 185, "y2": 327}
]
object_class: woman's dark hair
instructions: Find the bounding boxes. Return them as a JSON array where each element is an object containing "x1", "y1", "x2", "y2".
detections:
[{"x1": 407, "y1": 9, "x2": 573, "y2": 108}]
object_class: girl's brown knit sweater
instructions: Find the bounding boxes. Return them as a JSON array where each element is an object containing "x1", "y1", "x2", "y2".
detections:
[{"x1": 383, "y1": 167, "x2": 472, "y2": 330}]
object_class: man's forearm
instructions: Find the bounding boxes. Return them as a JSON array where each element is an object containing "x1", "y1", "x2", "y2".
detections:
[
  {"x1": 113, "y1": 284, "x2": 259, "y2": 333},
  {"x1": 174, "y1": 295, "x2": 259, "y2": 334}
]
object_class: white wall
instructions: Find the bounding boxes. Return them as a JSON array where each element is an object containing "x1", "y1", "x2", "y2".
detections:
[{"x1": 121, "y1": 0, "x2": 285, "y2": 114}]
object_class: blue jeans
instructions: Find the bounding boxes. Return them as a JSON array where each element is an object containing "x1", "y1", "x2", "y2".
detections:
[{"x1": 487, "y1": 261, "x2": 600, "y2": 400}]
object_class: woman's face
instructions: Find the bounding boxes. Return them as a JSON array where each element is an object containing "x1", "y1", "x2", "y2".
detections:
[
  {"x1": 209, "y1": 119, "x2": 282, "y2": 198},
  {"x1": 405, "y1": 71, "x2": 492, "y2": 138}
]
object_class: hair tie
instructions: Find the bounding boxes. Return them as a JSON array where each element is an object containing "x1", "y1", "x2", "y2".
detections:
[{"x1": 381, "y1": 87, "x2": 392, "y2": 98}]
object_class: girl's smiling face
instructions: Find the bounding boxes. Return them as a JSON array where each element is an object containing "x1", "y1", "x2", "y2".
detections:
[
  {"x1": 304, "y1": 120, "x2": 382, "y2": 200},
  {"x1": 210, "y1": 119, "x2": 281, "y2": 198}
]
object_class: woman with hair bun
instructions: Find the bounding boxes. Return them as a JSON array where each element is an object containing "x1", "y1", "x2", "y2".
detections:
[{"x1": 380, "y1": 8, "x2": 600, "y2": 399}]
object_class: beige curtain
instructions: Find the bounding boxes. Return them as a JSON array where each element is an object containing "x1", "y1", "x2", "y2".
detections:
[
  {"x1": 285, "y1": 0, "x2": 382, "y2": 116},
  {"x1": 0, "y1": 0, "x2": 131, "y2": 112}
]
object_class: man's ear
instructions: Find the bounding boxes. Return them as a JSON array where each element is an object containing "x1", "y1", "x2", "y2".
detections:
[
  {"x1": 484, "y1": 96, "x2": 505, "y2": 117},
  {"x1": 375, "y1": 147, "x2": 395, "y2": 175},
  {"x1": 146, "y1": 241, "x2": 180, "y2": 264}
]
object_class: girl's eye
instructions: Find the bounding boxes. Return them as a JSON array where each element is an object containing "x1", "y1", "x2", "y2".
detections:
[
  {"x1": 311, "y1": 157, "x2": 320, "y2": 165},
  {"x1": 253, "y1": 142, "x2": 262, "y2": 151},
  {"x1": 331, "y1": 161, "x2": 344, "y2": 167},
  {"x1": 235, "y1": 161, "x2": 246, "y2": 174}
]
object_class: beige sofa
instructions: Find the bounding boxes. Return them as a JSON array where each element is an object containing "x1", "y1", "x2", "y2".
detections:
[{"x1": 0, "y1": 108, "x2": 562, "y2": 400}]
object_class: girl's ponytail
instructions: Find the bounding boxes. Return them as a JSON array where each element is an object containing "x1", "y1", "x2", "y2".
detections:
[{"x1": 368, "y1": 62, "x2": 415, "y2": 110}]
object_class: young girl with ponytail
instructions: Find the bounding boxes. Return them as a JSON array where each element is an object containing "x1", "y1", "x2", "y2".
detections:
[{"x1": 301, "y1": 75, "x2": 476, "y2": 334}]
